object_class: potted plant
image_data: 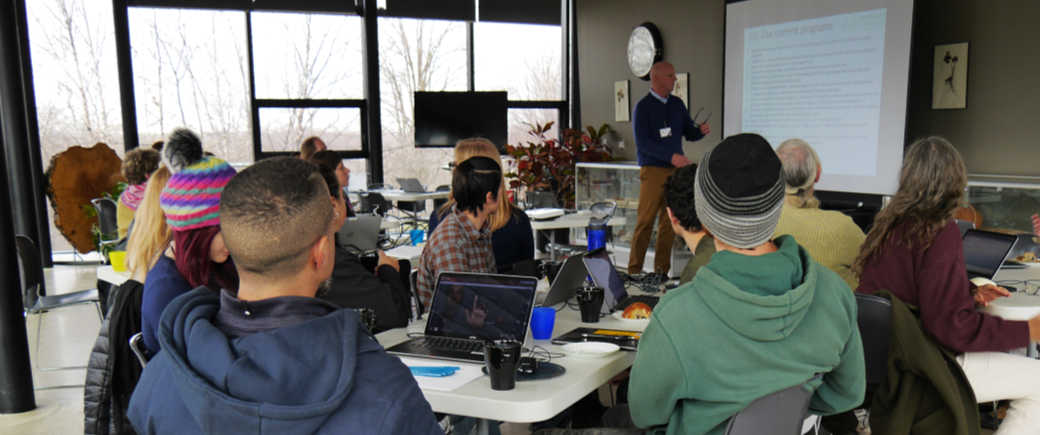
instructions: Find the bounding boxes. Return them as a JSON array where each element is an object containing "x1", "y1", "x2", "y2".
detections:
[{"x1": 504, "y1": 122, "x2": 613, "y2": 209}]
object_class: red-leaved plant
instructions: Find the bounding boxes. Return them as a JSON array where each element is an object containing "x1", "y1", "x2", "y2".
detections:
[{"x1": 504, "y1": 122, "x2": 613, "y2": 208}]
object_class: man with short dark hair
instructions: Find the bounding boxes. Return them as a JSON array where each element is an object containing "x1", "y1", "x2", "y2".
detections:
[
  {"x1": 416, "y1": 156, "x2": 501, "y2": 310},
  {"x1": 663, "y1": 164, "x2": 716, "y2": 284},
  {"x1": 629, "y1": 134, "x2": 864, "y2": 434},
  {"x1": 128, "y1": 157, "x2": 440, "y2": 435}
]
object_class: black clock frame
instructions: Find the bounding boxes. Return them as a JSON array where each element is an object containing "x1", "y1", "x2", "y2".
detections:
[{"x1": 631, "y1": 21, "x2": 664, "y2": 81}]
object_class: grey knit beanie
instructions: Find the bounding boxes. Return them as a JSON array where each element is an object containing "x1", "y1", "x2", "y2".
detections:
[{"x1": 694, "y1": 133, "x2": 784, "y2": 249}]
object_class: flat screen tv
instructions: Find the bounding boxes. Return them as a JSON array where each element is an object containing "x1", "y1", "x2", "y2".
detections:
[{"x1": 414, "y1": 91, "x2": 508, "y2": 152}]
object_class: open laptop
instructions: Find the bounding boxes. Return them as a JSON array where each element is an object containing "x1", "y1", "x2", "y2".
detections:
[
  {"x1": 583, "y1": 248, "x2": 659, "y2": 313},
  {"x1": 396, "y1": 178, "x2": 427, "y2": 193},
  {"x1": 386, "y1": 272, "x2": 538, "y2": 363},
  {"x1": 539, "y1": 254, "x2": 589, "y2": 306},
  {"x1": 962, "y1": 229, "x2": 1018, "y2": 280},
  {"x1": 337, "y1": 214, "x2": 382, "y2": 251}
]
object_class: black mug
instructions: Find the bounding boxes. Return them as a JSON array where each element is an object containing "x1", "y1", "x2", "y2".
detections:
[
  {"x1": 576, "y1": 286, "x2": 605, "y2": 323},
  {"x1": 485, "y1": 340, "x2": 522, "y2": 390}
]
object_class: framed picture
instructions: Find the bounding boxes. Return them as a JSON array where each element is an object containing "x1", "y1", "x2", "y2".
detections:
[
  {"x1": 672, "y1": 72, "x2": 689, "y2": 108},
  {"x1": 932, "y1": 42, "x2": 969, "y2": 109},
  {"x1": 614, "y1": 80, "x2": 630, "y2": 122}
]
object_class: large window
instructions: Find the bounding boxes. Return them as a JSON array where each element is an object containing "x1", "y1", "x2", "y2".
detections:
[
  {"x1": 27, "y1": 0, "x2": 123, "y2": 254},
  {"x1": 129, "y1": 8, "x2": 251, "y2": 163},
  {"x1": 476, "y1": 22, "x2": 563, "y2": 149},
  {"x1": 475, "y1": 22, "x2": 561, "y2": 101},
  {"x1": 251, "y1": 11, "x2": 365, "y2": 157},
  {"x1": 378, "y1": 17, "x2": 468, "y2": 190}
]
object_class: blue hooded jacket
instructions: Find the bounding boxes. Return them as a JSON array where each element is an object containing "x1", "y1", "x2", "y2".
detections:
[{"x1": 128, "y1": 288, "x2": 441, "y2": 435}]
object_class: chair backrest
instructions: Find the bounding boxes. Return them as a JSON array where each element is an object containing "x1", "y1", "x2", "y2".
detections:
[
  {"x1": 955, "y1": 219, "x2": 975, "y2": 237},
  {"x1": 91, "y1": 197, "x2": 120, "y2": 243},
  {"x1": 361, "y1": 192, "x2": 390, "y2": 216},
  {"x1": 725, "y1": 378, "x2": 816, "y2": 435},
  {"x1": 856, "y1": 293, "x2": 893, "y2": 388},
  {"x1": 14, "y1": 235, "x2": 45, "y2": 310},
  {"x1": 129, "y1": 332, "x2": 149, "y2": 368},
  {"x1": 409, "y1": 268, "x2": 423, "y2": 318}
]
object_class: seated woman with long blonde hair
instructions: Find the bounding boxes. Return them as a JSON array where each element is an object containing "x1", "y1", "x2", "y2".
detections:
[
  {"x1": 125, "y1": 166, "x2": 172, "y2": 283},
  {"x1": 427, "y1": 138, "x2": 534, "y2": 273}
]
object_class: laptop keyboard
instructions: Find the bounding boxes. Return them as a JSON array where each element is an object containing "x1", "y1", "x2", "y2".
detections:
[{"x1": 419, "y1": 336, "x2": 484, "y2": 354}]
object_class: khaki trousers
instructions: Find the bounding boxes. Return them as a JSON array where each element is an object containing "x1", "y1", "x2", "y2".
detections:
[{"x1": 628, "y1": 166, "x2": 676, "y2": 275}]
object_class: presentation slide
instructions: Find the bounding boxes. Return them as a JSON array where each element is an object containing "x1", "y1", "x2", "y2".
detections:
[{"x1": 725, "y1": 0, "x2": 914, "y2": 195}]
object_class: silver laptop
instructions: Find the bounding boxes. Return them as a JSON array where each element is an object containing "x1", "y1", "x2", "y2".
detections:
[
  {"x1": 337, "y1": 214, "x2": 382, "y2": 251},
  {"x1": 962, "y1": 229, "x2": 1018, "y2": 280},
  {"x1": 539, "y1": 254, "x2": 589, "y2": 306},
  {"x1": 386, "y1": 272, "x2": 538, "y2": 363},
  {"x1": 396, "y1": 178, "x2": 427, "y2": 193}
]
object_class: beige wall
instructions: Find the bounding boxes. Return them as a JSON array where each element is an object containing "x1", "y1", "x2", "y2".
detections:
[
  {"x1": 577, "y1": 0, "x2": 724, "y2": 162},
  {"x1": 578, "y1": 0, "x2": 1040, "y2": 177},
  {"x1": 907, "y1": 0, "x2": 1040, "y2": 177}
]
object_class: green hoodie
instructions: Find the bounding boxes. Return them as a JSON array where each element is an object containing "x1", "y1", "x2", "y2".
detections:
[{"x1": 629, "y1": 235, "x2": 865, "y2": 434}]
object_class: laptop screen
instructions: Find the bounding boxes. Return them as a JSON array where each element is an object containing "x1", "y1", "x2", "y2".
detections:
[
  {"x1": 582, "y1": 249, "x2": 627, "y2": 311},
  {"x1": 962, "y1": 229, "x2": 1017, "y2": 279},
  {"x1": 425, "y1": 273, "x2": 537, "y2": 341}
]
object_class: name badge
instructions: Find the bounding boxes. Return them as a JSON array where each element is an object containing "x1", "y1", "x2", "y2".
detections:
[{"x1": 659, "y1": 127, "x2": 672, "y2": 138}]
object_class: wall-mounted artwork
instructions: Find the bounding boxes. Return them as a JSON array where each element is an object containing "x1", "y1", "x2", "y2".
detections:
[
  {"x1": 672, "y1": 72, "x2": 689, "y2": 108},
  {"x1": 932, "y1": 42, "x2": 969, "y2": 109},
  {"x1": 615, "y1": 80, "x2": 630, "y2": 122}
]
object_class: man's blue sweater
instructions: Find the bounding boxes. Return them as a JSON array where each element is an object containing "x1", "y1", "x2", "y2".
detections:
[{"x1": 633, "y1": 92, "x2": 705, "y2": 167}]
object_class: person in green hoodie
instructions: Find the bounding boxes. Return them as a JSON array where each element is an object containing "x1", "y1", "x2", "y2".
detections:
[{"x1": 629, "y1": 133, "x2": 866, "y2": 435}]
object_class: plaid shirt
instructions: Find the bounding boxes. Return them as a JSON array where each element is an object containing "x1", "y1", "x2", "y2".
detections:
[{"x1": 417, "y1": 207, "x2": 495, "y2": 310}]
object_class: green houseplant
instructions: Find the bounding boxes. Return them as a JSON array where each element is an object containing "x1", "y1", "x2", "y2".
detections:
[{"x1": 504, "y1": 122, "x2": 613, "y2": 209}]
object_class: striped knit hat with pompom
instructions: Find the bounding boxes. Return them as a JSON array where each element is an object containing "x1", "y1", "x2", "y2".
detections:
[{"x1": 159, "y1": 129, "x2": 237, "y2": 231}]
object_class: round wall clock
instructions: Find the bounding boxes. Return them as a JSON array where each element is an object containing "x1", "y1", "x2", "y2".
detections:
[{"x1": 627, "y1": 22, "x2": 663, "y2": 80}]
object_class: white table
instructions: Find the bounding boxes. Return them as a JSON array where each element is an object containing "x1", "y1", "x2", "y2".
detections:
[
  {"x1": 991, "y1": 264, "x2": 1040, "y2": 358},
  {"x1": 97, "y1": 265, "x2": 131, "y2": 286},
  {"x1": 528, "y1": 210, "x2": 627, "y2": 231},
  {"x1": 386, "y1": 244, "x2": 423, "y2": 267},
  {"x1": 367, "y1": 189, "x2": 450, "y2": 203},
  {"x1": 528, "y1": 211, "x2": 628, "y2": 261},
  {"x1": 376, "y1": 294, "x2": 645, "y2": 424}
]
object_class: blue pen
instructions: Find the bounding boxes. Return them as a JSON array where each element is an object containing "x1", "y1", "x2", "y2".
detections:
[{"x1": 409, "y1": 366, "x2": 460, "y2": 377}]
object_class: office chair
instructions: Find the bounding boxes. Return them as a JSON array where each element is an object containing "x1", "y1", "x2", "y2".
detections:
[
  {"x1": 724, "y1": 376, "x2": 819, "y2": 435},
  {"x1": 856, "y1": 293, "x2": 892, "y2": 390},
  {"x1": 129, "y1": 332, "x2": 149, "y2": 368},
  {"x1": 91, "y1": 197, "x2": 120, "y2": 261},
  {"x1": 16, "y1": 235, "x2": 103, "y2": 372},
  {"x1": 431, "y1": 184, "x2": 451, "y2": 213}
]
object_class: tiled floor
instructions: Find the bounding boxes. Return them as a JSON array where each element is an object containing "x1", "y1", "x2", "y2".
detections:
[{"x1": 0, "y1": 264, "x2": 103, "y2": 434}]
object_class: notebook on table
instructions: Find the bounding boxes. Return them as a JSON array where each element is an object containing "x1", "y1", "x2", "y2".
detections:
[
  {"x1": 386, "y1": 272, "x2": 538, "y2": 363},
  {"x1": 962, "y1": 229, "x2": 1018, "y2": 280}
]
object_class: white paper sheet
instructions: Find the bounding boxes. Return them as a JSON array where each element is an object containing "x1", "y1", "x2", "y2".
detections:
[{"x1": 398, "y1": 357, "x2": 485, "y2": 391}]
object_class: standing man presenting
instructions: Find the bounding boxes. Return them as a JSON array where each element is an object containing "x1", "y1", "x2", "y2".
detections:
[{"x1": 629, "y1": 61, "x2": 710, "y2": 279}]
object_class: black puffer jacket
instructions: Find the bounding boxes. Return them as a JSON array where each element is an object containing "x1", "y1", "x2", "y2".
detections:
[{"x1": 84, "y1": 280, "x2": 144, "y2": 435}]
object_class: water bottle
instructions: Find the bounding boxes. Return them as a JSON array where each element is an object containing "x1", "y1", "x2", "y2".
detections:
[{"x1": 587, "y1": 222, "x2": 607, "y2": 252}]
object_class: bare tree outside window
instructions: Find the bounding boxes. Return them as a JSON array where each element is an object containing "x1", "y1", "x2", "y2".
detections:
[
  {"x1": 129, "y1": 8, "x2": 251, "y2": 164},
  {"x1": 27, "y1": 0, "x2": 123, "y2": 162},
  {"x1": 252, "y1": 12, "x2": 364, "y2": 153},
  {"x1": 378, "y1": 17, "x2": 467, "y2": 189}
]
